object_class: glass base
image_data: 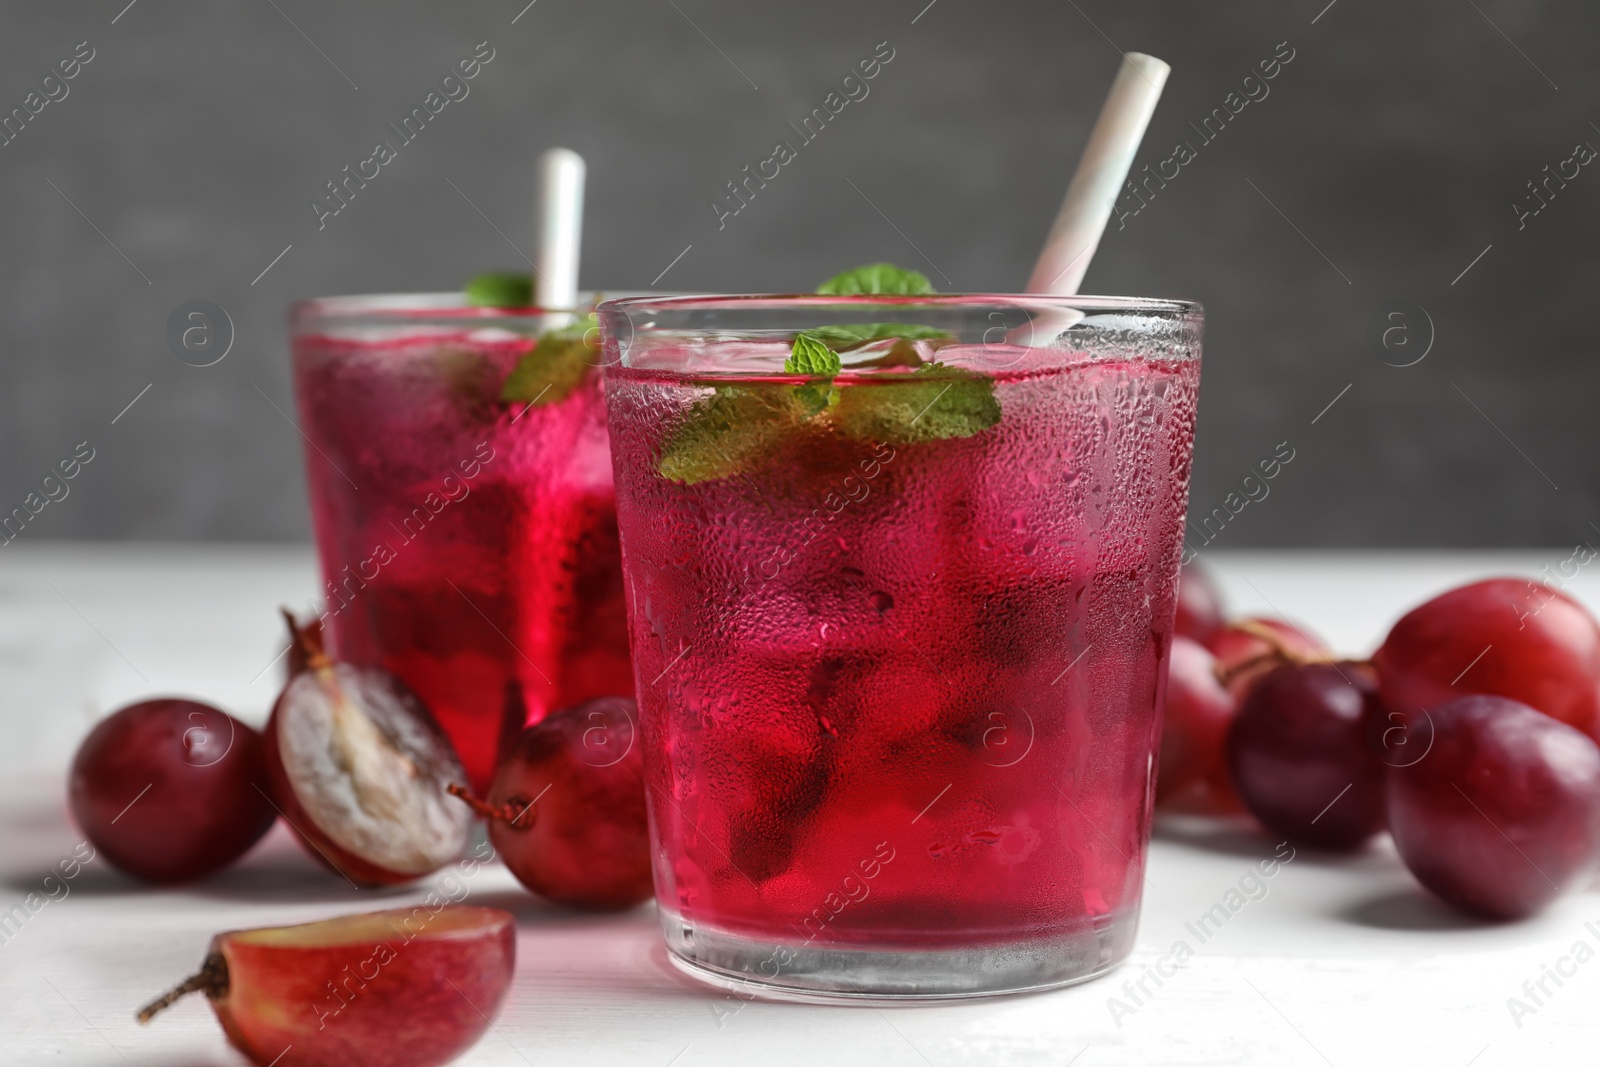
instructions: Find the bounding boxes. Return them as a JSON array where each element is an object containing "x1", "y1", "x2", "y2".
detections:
[{"x1": 659, "y1": 906, "x2": 1136, "y2": 1001}]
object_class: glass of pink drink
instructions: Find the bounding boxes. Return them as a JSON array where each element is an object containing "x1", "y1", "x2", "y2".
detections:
[
  {"x1": 598, "y1": 293, "x2": 1202, "y2": 998},
  {"x1": 289, "y1": 295, "x2": 633, "y2": 792}
]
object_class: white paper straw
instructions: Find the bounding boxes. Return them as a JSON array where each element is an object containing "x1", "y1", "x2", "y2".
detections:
[
  {"x1": 535, "y1": 147, "x2": 585, "y2": 322},
  {"x1": 1025, "y1": 53, "x2": 1170, "y2": 296}
]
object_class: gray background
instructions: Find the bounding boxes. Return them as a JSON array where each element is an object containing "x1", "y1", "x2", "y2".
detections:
[{"x1": 0, "y1": 0, "x2": 1594, "y2": 547}]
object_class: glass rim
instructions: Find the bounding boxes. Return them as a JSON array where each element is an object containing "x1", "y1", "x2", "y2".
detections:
[
  {"x1": 598, "y1": 292, "x2": 1203, "y2": 317},
  {"x1": 291, "y1": 290, "x2": 663, "y2": 326}
]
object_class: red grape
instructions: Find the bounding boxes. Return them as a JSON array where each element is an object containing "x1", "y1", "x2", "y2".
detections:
[
  {"x1": 1175, "y1": 562, "x2": 1226, "y2": 645},
  {"x1": 1210, "y1": 617, "x2": 1329, "y2": 698},
  {"x1": 453, "y1": 697, "x2": 651, "y2": 910},
  {"x1": 1157, "y1": 637, "x2": 1242, "y2": 814},
  {"x1": 1226, "y1": 662, "x2": 1387, "y2": 849},
  {"x1": 69, "y1": 699, "x2": 276, "y2": 883},
  {"x1": 1387, "y1": 695, "x2": 1600, "y2": 919},
  {"x1": 1373, "y1": 578, "x2": 1600, "y2": 743}
]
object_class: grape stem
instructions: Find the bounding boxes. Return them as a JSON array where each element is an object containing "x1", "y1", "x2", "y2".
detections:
[
  {"x1": 1212, "y1": 618, "x2": 1339, "y2": 687},
  {"x1": 447, "y1": 784, "x2": 537, "y2": 830},
  {"x1": 136, "y1": 952, "x2": 227, "y2": 1024},
  {"x1": 281, "y1": 607, "x2": 331, "y2": 672}
]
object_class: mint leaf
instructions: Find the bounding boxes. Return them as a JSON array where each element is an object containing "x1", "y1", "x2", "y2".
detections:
[
  {"x1": 804, "y1": 323, "x2": 950, "y2": 350},
  {"x1": 833, "y1": 363, "x2": 1000, "y2": 445},
  {"x1": 466, "y1": 272, "x2": 533, "y2": 307},
  {"x1": 499, "y1": 313, "x2": 599, "y2": 405},
  {"x1": 785, "y1": 333, "x2": 842, "y2": 376},
  {"x1": 816, "y1": 263, "x2": 936, "y2": 296},
  {"x1": 658, "y1": 386, "x2": 810, "y2": 485}
]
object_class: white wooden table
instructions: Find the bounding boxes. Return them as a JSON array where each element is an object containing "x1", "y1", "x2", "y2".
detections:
[{"x1": 3, "y1": 545, "x2": 1597, "y2": 1065}]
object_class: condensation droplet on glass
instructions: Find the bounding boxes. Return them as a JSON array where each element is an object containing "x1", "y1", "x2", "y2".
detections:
[{"x1": 869, "y1": 590, "x2": 894, "y2": 613}]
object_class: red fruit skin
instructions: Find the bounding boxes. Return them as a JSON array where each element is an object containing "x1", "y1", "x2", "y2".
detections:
[
  {"x1": 1175, "y1": 562, "x2": 1226, "y2": 645},
  {"x1": 1373, "y1": 578, "x2": 1600, "y2": 743},
  {"x1": 211, "y1": 907, "x2": 515, "y2": 1067},
  {"x1": 1156, "y1": 637, "x2": 1242, "y2": 814},
  {"x1": 1209, "y1": 617, "x2": 1329, "y2": 698},
  {"x1": 488, "y1": 697, "x2": 652, "y2": 909},
  {"x1": 1388, "y1": 696, "x2": 1600, "y2": 920},
  {"x1": 68, "y1": 700, "x2": 275, "y2": 883},
  {"x1": 1226, "y1": 663, "x2": 1388, "y2": 849}
]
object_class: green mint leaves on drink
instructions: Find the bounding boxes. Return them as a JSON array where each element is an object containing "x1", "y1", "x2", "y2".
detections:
[
  {"x1": 834, "y1": 363, "x2": 1000, "y2": 445},
  {"x1": 658, "y1": 386, "x2": 814, "y2": 485},
  {"x1": 500, "y1": 313, "x2": 599, "y2": 406},
  {"x1": 656, "y1": 263, "x2": 1000, "y2": 483},
  {"x1": 784, "y1": 333, "x2": 842, "y2": 376},
  {"x1": 815, "y1": 263, "x2": 935, "y2": 295},
  {"x1": 798, "y1": 264, "x2": 950, "y2": 359},
  {"x1": 465, "y1": 271, "x2": 533, "y2": 308}
]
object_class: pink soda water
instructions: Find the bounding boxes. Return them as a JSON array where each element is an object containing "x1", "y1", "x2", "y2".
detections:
[
  {"x1": 292, "y1": 305, "x2": 633, "y2": 792},
  {"x1": 604, "y1": 333, "x2": 1199, "y2": 995}
]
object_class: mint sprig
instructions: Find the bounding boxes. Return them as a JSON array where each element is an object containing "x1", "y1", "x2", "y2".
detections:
[
  {"x1": 785, "y1": 333, "x2": 842, "y2": 376},
  {"x1": 500, "y1": 313, "x2": 599, "y2": 405},
  {"x1": 465, "y1": 272, "x2": 533, "y2": 307},
  {"x1": 816, "y1": 263, "x2": 935, "y2": 296},
  {"x1": 803, "y1": 322, "x2": 949, "y2": 350},
  {"x1": 658, "y1": 386, "x2": 811, "y2": 485},
  {"x1": 654, "y1": 263, "x2": 1001, "y2": 484},
  {"x1": 834, "y1": 363, "x2": 999, "y2": 445}
]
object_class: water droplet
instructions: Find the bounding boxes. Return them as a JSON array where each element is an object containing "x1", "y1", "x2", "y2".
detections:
[
  {"x1": 818, "y1": 715, "x2": 839, "y2": 738},
  {"x1": 966, "y1": 829, "x2": 1003, "y2": 846},
  {"x1": 1022, "y1": 538, "x2": 1039, "y2": 556},
  {"x1": 818, "y1": 622, "x2": 832, "y2": 639},
  {"x1": 869, "y1": 590, "x2": 894, "y2": 613}
]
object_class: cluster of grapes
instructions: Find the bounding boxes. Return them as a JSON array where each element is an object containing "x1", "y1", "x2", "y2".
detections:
[
  {"x1": 1161, "y1": 567, "x2": 1600, "y2": 921},
  {"x1": 69, "y1": 614, "x2": 654, "y2": 1067}
]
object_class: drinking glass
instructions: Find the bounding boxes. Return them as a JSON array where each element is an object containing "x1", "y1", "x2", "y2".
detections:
[
  {"x1": 289, "y1": 294, "x2": 633, "y2": 792},
  {"x1": 597, "y1": 293, "x2": 1203, "y2": 998}
]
